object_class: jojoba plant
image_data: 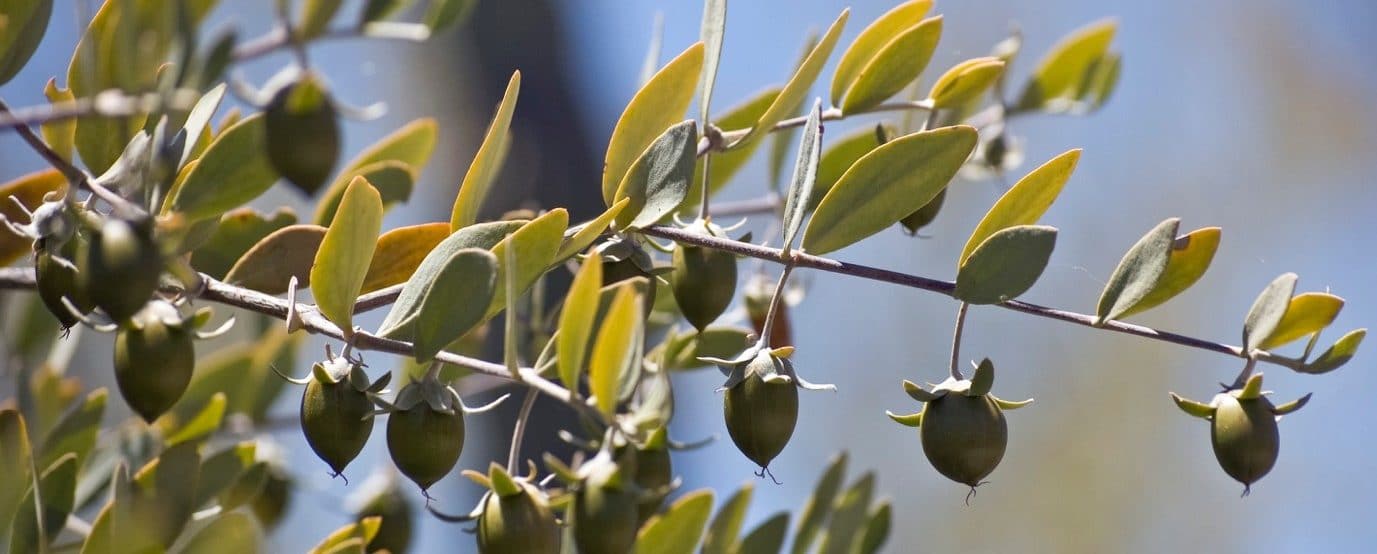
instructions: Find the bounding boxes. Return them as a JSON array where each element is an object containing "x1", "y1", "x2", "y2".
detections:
[{"x1": 0, "y1": 0, "x2": 1366, "y2": 552}]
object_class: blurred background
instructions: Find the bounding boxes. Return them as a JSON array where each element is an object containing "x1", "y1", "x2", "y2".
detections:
[{"x1": 2, "y1": 0, "x2": 1374, "y2": 552}]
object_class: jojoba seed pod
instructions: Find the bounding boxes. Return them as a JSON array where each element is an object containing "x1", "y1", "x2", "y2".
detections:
[
  {"x1": 573, "y1": 459, "x2": 640, "y2": 554},
  {"x1": 35, "y1": 237, "x2": 93, "y2": 329},
  {"x1": 900, "y1": 188, "x2": 947, "y2": 235},
  {"x1": 357, "y1": 487, "x2": 414, "y2": 554},
  {"x1": 113, "y1": 305, "x2": 195, "y2": 422},
  {"x1": 386, "y1": 402, "x2": 465, "y2": 492},
  {"x1": 1210, "y1": 395, "x2": 1280, "y2": 488},
  {"x1": 633, "y1": 445, "x2": 672, "y2": 523},
  {"x1": 265, "y1": 73, "x2": 340, "y2": 195},
  {"x1": 478, "y1": 484, "x2": 561, "y2": 554},
  {"x1": 249, "y1": 466, "x2": 292, "y2": 530},
  {"x1": 724, "y1": 370, "x2": 799, "y2": 470},
  {"x1": 82, "y1": 217, "x2": 162, "y2": 322},
  {"x1": 670, "y1": 227, "x2": 738, "y2": 331},
  {"x1": 300, "y1": 363, "x2": 375, "y2": 476},
  {"x1": 919, "y1": 394, "x2": 1007, "y2": 487}
]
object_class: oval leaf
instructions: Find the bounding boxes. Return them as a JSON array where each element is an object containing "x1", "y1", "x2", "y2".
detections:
[
  {"x1": 808, "y1": 124, "x2": 889, "y2": 211},
  {"x1": 1015, "y1": 18, "x2": 1118, "y2": 111},
  {"x1": 589, "y1": 284, "x2": 642, "y2": 418},
  {"x1": 634, "y1": 489, "x2": 715, "y2": 554},
  {"x1": 38, "y1": 388, "x2": 105, "y2": 471},
  {"x1": 840, "y1": 15, "x2": 943, "y2": 114},
  {"x1": 376, "y1": 220, "x2": 522, "y2": 339},
  {"x1": 161, "y1": 393, "x2": 227, "y2": 446},
  {"x1": 487, "y1": 209, "x2": 568, "y2": 317},
  {"x1": 830, "y1": 1, "x2": 931, "y2": 104},
  {"x1": 0, "y1": 0, "x2": 53, "y2": 85},
  {"x1": 452, "y1": 71, "x2": 521, "y2": 230},
  {"x1": 223, "y1": 224, "x2": 327, "y2": 293},
  {"x1": 857, "y1": 501, "x2": 892, "y2": 554},
  {"x1": 312, "y1": 160, "x2": 414, "y2": 225},
  {"x1": 614, "y1": 120, "x2": 698, "y2": 229},
  {"x1": 791, "y1": 452, "x2": 848, "y2": 554},
  {"x1": 928, "y1": 57, "x2": 1005, "y2": 110},
  {"x1": 311, "y1": 177, "x2": 384, "y2": 334},
  {"x1": 177, "y1": 512, "x2": 263, "y2": 554},
  {"x1": 414, "y1": 249, "x2": 498, "y2": 362},
  {"x1": 169, "y1": 114, "x2": 279, "y2": 222},
  {"x1": 702, "y1": 483, "x2": 754, "y2": 554},
  {"x1": 1119, "y1": 227, "x2": 1221, "y2": 318},
  {"x1": 1302, "y1": 328, "x2": 1366, "y2": 374},
  {"x1": 558, "y1": 252, "x2": 603, "y2": 391},
  {"x1": 652, "y1": 325, "x2": 754, "y2": 371},
  {"x1": 960, "y1": 149, "x2": 1080, "y2": 265},
  {"x1": 955, "y1": 225, "x2": 1058, "y2": 305},
  {"x1": 191, "y1": 207, "x2": 298, "y2": 280},
  {"x1": 739, "y1": 10, "x2": 848, "y2": 147},
  {"x1": 1242, "y1": 273, "x2": 1298, "y2": 353},
  {"x1": 362, "y1": 222, "x2": 450, "y2": 293},
  {"x1": 741, "y1": 512, "x2": 791, "y2": 554},
  {"x1": 314, "y1": 118, "x2": 437, "y2": 224},
  {"x1": 603, "y1": 43, "x2": 704, "y2": 205},
  {"x1": 804, "y1": 125, "x2": 977, "y2": 255},
  {"x1": 1260, "y1": 292, "x2": 1345, "y2": 350},
  {"x1": 1096, "y1": 218, "x2": 1180, "y2": 323}
]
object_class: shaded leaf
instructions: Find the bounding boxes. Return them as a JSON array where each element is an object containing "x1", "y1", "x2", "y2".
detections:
[
  {"x1": 554, "y1": 199, "x2": 629, "y2": 264},
  {"x1": 191, "y1": 441, "x2": 257, "y2": 508},
  {"x1": 1119, "y1": 227, "x2": 1221, "y2": 318},
  {"x1": 856, "y1": 501, "x2": 891, "y2": 554},
  {"x1": 739, "y1": 10, "x2": 849, "y2": 147},
  {"x1": 177, "y1": 511, "x2": 263, "y2": 554},
  {"x1": 0, "y1": 169, "x2": 65, "y2": 266},
  {"x1": 955, "y1": 225, "x2": 1057, "y2": 304},
  {"x1": 589, "y1": 284, "x2": 642, "y2": 418},
  {"x1": 224, "y1": 224, "x2": 327, "y2": 293},
  {"x1": 376, "y1": 220, "x2": 522, "y2": 339},
  {"x1": 780, "y1": 99, "x2": 823, "y2": 251},
  {"x1": 830, "y1": 1, "x2": 932, "y2": 105},
  {"x1": 1242, "y1": 273, "x2": 1298, "y2": 353},
  {"x1": 9, "y1": 453, "x2": 77, "y2": 554},
  {"x1": 1302, "y1": 329, "x2": 1366, "y2": 374},
  {"x1": 1096, "y1": 218, "x2": 1180, "y2": 323},
  {"x1": 162, "y1": 393, "x2": 227, "y2": 446},
  {"x1": 768, "y1": 32, "x2": 821, "y2": 189},
  {"x1": 817, "y1": 473, "x2": 874, "y2": 554},
  {"x1": 298, "y1": 0, "x2": 344, "y2": 40},
  {"x1": 928, "y1": 57, "x2": 1005, "y2": 110},
  {"x1": 603, "y1": 43, "x2": 704, "y2": 205},
  {"x1": 0, "y1": 409, "x2": 33, "y2": 542},
  {"x1": 1261, "y1": 292, "x2": 1344, "y2": 350},
  {"x1": 633, "y1": 489, "x2": 714, "y2": 554},
  {"x1": 959, "y1": 149, "x2": 1080, "y2": 265},
  {"x1": 0, "y1": 0, "x2": 53, "y2": 84},
  {"x1": 1015, "y1": 19, "x2": 1118, "y2": 111},
  {"x1": 840, "y1": 16, "x2": 943, "y2": 114},
  {"x1": 739, "y1": 512, "x2": 790, "y2": 554},
  {"x1": 168, "y1": 115, "x2": 279, "y2": 222},
  {"x1": 558, "y1": 252, "x2": 603, "y2": 391},
  {"x1": 486, "y1": 209, "x2": 568, "y2": 317},
  {"x1": 362, "y1": 222, "x2": 450, "y2": 293},
  {"x1": 312, "y1": 177, "x2": 384, "y2": 333},
  {"x1": 191, "y1": 207, "x2": 298, "y2": 280},
  {"x1": 791, "y1": 452, "x2": 848, "y2": 554},
  {"x1": 38, "y1": 388, "x2": 105, "y2": 471},
  {"x1": 804, "y1": 125, "x2": 977, "y2": 255},
  {"x1": 414, "y1": 248, "x2": 498, "y2": 362},
  {"x1": 614, "y1": 120, "x2": 698, "y2": 229},
  {"x1": 313, "y1": 161, "x2": 414, "y2": 225},
  {"x1": 452, "y1": 71, "x2": 521, "y2": 230},
  {"x1": 702, "y1": 483, "x2": 753, "y2": 554},
  {"x1": 315, "y1": 119, "x2": 437, "y2": 224},
  {"x1": 425, "y1": 0, "x2": 477, "y2": 32},
  {"x1": 652, "y1": 326, "x2": 754, "y2": 371}
]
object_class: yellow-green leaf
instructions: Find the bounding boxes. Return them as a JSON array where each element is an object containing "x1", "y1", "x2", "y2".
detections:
[
  {"x1": 414, "y1": 248, "x2": 498, "y2": 362},
  {"x1": 311, "y1": 517, "x2": 382, "y2": 554},
  {"x1": 603, "y1": 43, "x2": 704, "y2": 205},
  {"x1": 223, "y1": 224, "x2": 327, "y2": 293},
  {"x1": 178, "y1": 512, "x2": 263, "y2": 554},
  {"x1": 840, "y1": 15, "x2": 943, "y2": 114},
  {"x1": 816, "y1": 473, "x2": 875, "y2": 554},
  {"x1": 0, "y1": 169, "x2": 65, "y2": 266},
  {"x1": 928, "y1": 57, "x2": 1005, "y2": 110},
  {"x1": 683, "y1": 87, "x2": 782, "y2": 211},
  {"x1": 38, "y1": 388, "x2": 105, "y2": 472},
  {"x1": 425, "y1": 0, "x2": 476, "y2": 32},
  {"x1": 0, "y1": 409, "x2": 33, "y2": 542},
  {"x1": 808, "y1": 124, "x2": 890, "y2": 211},
  {"x1": 313, "y1": 160, "x2": 414, "y2": 225},
  {"x1": 41, "y1": 79, "x2": 76, "y2": 162},
  {"x1": 191, "y1": 207, "x2": 298, "y2": 279},
  {"x1": 362, "y1": 221, "x2": 450, "y2": 293},
  {"x1": 1096, "y1": 218, "x2": 1179, "y2": 323},
  {"x1": 1303, "y1": 329, "x2": 1366, "y2": 374},
  {"x1": 857, "y1": 501, "x2": 892, "y2": 554},
  {"x1": 452, "y1": 71, "x2": 521, "y2": 230},
  {"x1": 954, "y1": 225, "x2": 1057, "y2": 305},
  {"x1": 9, "y1": 453, "x2": 77, "y2": 554},
  {"x1": 742, "y1": 512, "x2": 791, "y2": 554},
  {"x1": 1015, "y1": 18, "x2": 1118, "y2": 111},
  {"x1": 651, "y1": 325, "x2": 754, "y2": 371},
  {"x1": 315, "y1": 119, "x2": 437, "y2": 224},
  {"x1": 169, "y1": 114, "x2": 280, "y2": 222},
  {"x1": 1242, "y1": 273, "x2": 1297, "y2": 353},
  {"x1": 589, "y1": 283, "x2": 642, "y2": 418},
  {"x1": 791, "y1": 452, "x2": 847, "y2": 554},
  {"x1": 487, "y1": 209, "x2": 568, "y2": 318},
  {"x1": 1119, "y1": 227, "x2": 1220, "y2": 318},
  {"x1": 739, "y1": 10, "x2": 848, "y2": 147},
  {"x1": 554, "y1": 199, "x2": 629, "y2": 263},
  {"x1": 161, "y1": 393, "x2": 227, "y2": 446},
  {"x1": 311, "y1": 177, "x2": 384, "y2": 334},
  {"x1": 298, "y1": 0, "x2": 344, "y2": 40},
  {"x1": 614, "y1": 120, "x2": 698, "y2": 229},
  {"x1": 634, "y1": 489, "x2": 715, "y2": 554},
  {"x1": 830, "y1": 1, "x2": 931, "y2": 104},
  {"x1": 702, "y1": 483, "x2": 753, "y2": 554},
  {"x1": 1260, "y1": 292, "x2": 1345, "y2": 350},
  {"x1": 804, "y1": 125, "x2": 977, "y2": 255},
  {"x1": 959, "y1": 149, "x2": 1080, "y2": 266},
  {"x1": 559, "y1": 252, "x2": 603, "y2": 391},
  {"x1": 0, "y1": 0, "x2": 52, "y2": 84},
  {"x1": 376, "y1": 220, "x2": 522, "y2": 339}
]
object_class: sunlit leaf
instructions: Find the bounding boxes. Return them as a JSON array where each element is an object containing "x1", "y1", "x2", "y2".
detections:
[
  {"x1": 180, "y1": 84, "x2": 228, "y2": 165},
  {"x1": 0, "y1": 169, "x2": 65, "y2": 266},
  {"x1": 559, "y1": 253, "x2": 603, "y2": 391},
  {"x1": 376, "y1": 220, "x2": 522, "y2": 339},
  {"x1": 41, "y1": 79, "x2": 76, "y2": 162},
  {"x1": 1260, "y1": 292, "x2": 1345, "y2": 350},
  {"x1": 311, "y1": 177, "x2": 384, "y2": 334},
  {"x1": 589, "y1": 283, "x2": 642, "y2": 418},
  {"x1": 192, "y1": 441, "x2": 257, "y2": 508},
  {"x1": 768, "y1": 32, "x2": 821, "y2": 190},
  {"x1": 1096, "y1": 218, "x2": 1179, "y2": 323},
  {"x1": 809, "y1": 124, "x2": 890, "y2": 211},
  {"x1": 954, "y1": 225, "x2": 1057, "y2": 305},
  {"x1": 414, "y1": 248, "x2": 498, "y2": 362},
  {"x1": 224, "y1": 224, "x2": 327, "y2": 293},
  {"x1": 804, "y1": 125, "x2": 977, "y2": 255},
  {"x1": 161, "y1": 393, "x2": 227, "y2": 446},
  {"x1": 830, "y1": 1, "x2": 931, "y2": 105},
  {"x1": 315, "y1": 119, "x2": 437, "y2": 224},
  {"x1": 311, "y1": 517, "x2": 382, "y2": 553},
  {"x1": 1242, "y1": 273, "x2": 1297, "y2": 353},
  {"x1": 698, "y1": 0, "x2": 728, "y2": 123},
  {"x1": 1119, "y1": 227, "x2": 1221, "y2": 318},
  {"x1": 312, "y1": 160, "x2": 414, "y2": 225},
  {"x1": 452, "y1": 71, "x2": 521, "y2": 230},
  {"x1": 9, "y1": 453, "x2": 77, "y2": 554},
  {"x1": 928, "y1": 57, "x2": 1005, "y2": 110},
  {"x1": 603, "y1": 43, "x2": 704, "y2": 205},
  {"x1": 840, "y1": 16, "x2": 942, "y2": 114},
  {"x1": 1015, "y1": 18, "x2": 1118, "y2": 112},
  {"x1": 791, "y1": 452, "x2": 848, "y2": 554},
  {"x1": 960, "y1": 149, "x2": 1080, "y2": 265},
  {"x1": 683, "y1": 87, "x2": 782, "y2": 211},
  {"x1": 362, "y1": 222, "x2": 450, "y2": 293},
  {"x1": 554, "y1": 199, "x2": 629, "y2": 263},
  {"x1": 739, "y1": 10, "x2": 848, "y2": 147},
  {"x1": 614, "y1": 120, "x2": 698, "y2": 229},
  {"x1": 634, "y1": 489, "x2": 714, "y2": 554},
  {"x1": 191, "y1": 207, "x2": 298, "y2": 280},
  {"x1": 168, "y1": 114, "x2": 279, "y2": 222},
  {"x1": 1302, "y1": 329, "x2": 1366, "y2": 374},
  {"x1": 487, "y1": 209, "x2": 567, "y2": 317},
  {"x1": 298, "y1": 0, "x2": 344, "y2": 39},
  {"x1": 702, "y1": 483, "x2": 753, "y2": 554}
]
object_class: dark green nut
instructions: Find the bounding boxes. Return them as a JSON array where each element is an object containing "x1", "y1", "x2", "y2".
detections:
[
  {"x1": 249, "y1": 465, "x2": 292, "y2": 530},
  {"x1": 113, "y1": 301, "x2": 195, "y2": 422},
  {"x1": 477, "y1": 471, "x2": 560, "y2": 554},
  {"x1": 632, "y1": 444, "x2": 672, "y2": 523},
  {"x1": 386, "y1": 382, "x2": 466, "y2": 493},
  {"x1": 572, "y1": 455, "x2": 640, "y2": 554},
  {"x1": 264, "y1": 72, "x2": 340, "y2": 196},
  {"x1": 352, "y1": 476, "x2": 415, "y2": 554},
  {"x1": 300, "y1": 356, "x2": 377, "y2": 477},
  {"x1": 722, "y1": 350, "x2": 801, "y2": 471},
  {"x1": 1171, "y1": 373, "x2": 1310, "y2": 494},
  {"x1": 670, "y1": 221, "x2": 738, "y2": 332},
  {"x1": 82, "y1": 216, "x2": 163, "y2": 322},
  {"x1": 34, "y1": 236, "x2": 93, "y2": 329}
]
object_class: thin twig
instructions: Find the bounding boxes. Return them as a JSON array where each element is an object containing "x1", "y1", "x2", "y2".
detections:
[
  {"x1": 697, "y1": 99, "x2": 935, "y2": 157},
  {"x1": 0, "y1": 99, "x2": 132, "y2": 211},
  {"x1": 507, "y1": 387, "x2": 539, "y2": 474},
  {"x1": 949, "y1": 302, "x2": 969, "y2": 380}
]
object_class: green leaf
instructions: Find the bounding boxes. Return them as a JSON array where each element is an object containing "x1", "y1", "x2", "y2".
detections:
[
  {"x1": 313, "y1": 161, "x2": 415, "y2": 225},
  {"x1": 739, "y1": 512, "x2": 790, "y2": 554},
  {"x1": 1260, "y1": 292, "x2": 1345, "y2": 350},
  {"x1": 856, "y1": 501, "x2": 892, "y2": 554},
  {"x1": 928, "y1": 57, "x2": 1005, "y2": 110},
  {"x1": 41, "y1": 79, "x2": 76, "y2": 163},
  {"x1": 1242, "y1": 273, "x2": 1298, "y2": 353},
  {"x1": 177, "y1": 512, "x2": 263, "y2": 554},
  {"x1": 0, "y1": 0, "x2": 53, "y2": 85},
  {"x1": 817, "y1": 473, "x2": 874, "y2": 554},
  {"x1": 452, "y1": 71, "x2": 521, "y2": 230},
  {"x1": 555, "y1": 199, "x2": 629, "y2": 263},
  {"x1": 955, "y1": 225, "x2": 1057, "y2": 304},
  {"x1": 311, "y1": 177, "x2": 384, "y2": 334},
  {"x1": 781, "y1": 99, "x2": 823, "y2": 251},
  {"x1": 487, "y1": 209, "x2": 568, "y2": 317},
  {"x1": 589, "y1": 283, "x2": 642, "y2": 418},
  {"x1": 362, "y1": 222, "x2": 450, "y2": 293},
  {"x1": 698, "y1": 0, "x2": 728, "y2": 123},
  {"x1": 830, "y1": 1, "x2": 931, "y2": 105},
  {"x1": 413, "y1": 249, "x2": 498, "y2": 362},
  {"x1": 768, "y1": 32, "x2": 820, "y2": 189},
  {"x1": 1118, "y1": 227, "x2": 1221, "y2": 318},
  {"x1": 603, "y1": 43, "x2": 704, "y2": 205},
  {"x1": 840, "y1": 15, "x2": 942, "y2": 114},
  {"x1": 362, "y1": 0, "x2": 411, "y2": 22},
  {"x1": 223, "y1": 224, "x2": 327, "y2": 293},
  {"x1": 298, "y1": 0, "x2": 343, "y2": 40},
  {"x1": 192, "y1": 441, "x2": 257, "y2": 508},
  {"x1": 791, "y1": 452, "x2": 848, "y2": 554},
  {"x1": 702, "y1": 483, "x2": 753, "y2": 554},
  {"x1": 804, "y1": 125, "x2": 977, "y2": 255},
  {"x1": 38, "y1": 388, "x2": 105, "y2": 472},
  {"x1": 0, "y1": 410, "x2": 33, "y2": 543},
  {"x1": 739, "y1": 10, "x2": 849, "y2": 147},
  {"x1": 162, "y1": 393, "x2": 227, "y2": 446},
  {"x1": 614, "y1": 120, "x2": 698, "y2": 229},
  {"x1": 168, "y1": 115, "x2": 279, "y2": 222},
  {"x1": 1015, "y1": 18, "x2": 1119, "y2": 112},
  {"x1": 1302, "y1": 329, "x2": 1366, "y2": 374},
  {"x1": 0, "y1": 169, "x2": 65, "y2": 267},
  {"x1": 960, "y1": 149, "x2": 1080, "y2": 265},
  {"x1": 311, "y1": 517, "x2": 382, "y2": 554},
  {"x1": 1095, "y1": 218, "x2": 1180, "y2": 323},
  {"x1": 9, "y1": 453, "x2": 77, "y2": 554},
  {"x1": 131, "y1": 441, "x2": 203, "y2": 545},
  {"x1": 315, "y1": 119, "x2": 437, "y2": 224},
  {"x1": 652, "y1": 326, "x2": 754, "y2": 371},
  {"x1": 808, "y1": 124, "x2": 890, "y2": 211},
  {"x1": 683, "y1": 87, "x2": 783, "y2": 211},
  {"x1": 559, "y1": 252, "x2": 603, "y2": 391},
  {"x1": 424, "y1": 0, "x2": 475, "y2": 32},
  {"x1": 376, "y1": 220, "x2": 522, "y2": 339},
  {"x1": 633, "y1": 489, "x2": 715, "y2": 554},
  {"x1": 191, "y1": 207, "x2": 298, "y2": 280}
]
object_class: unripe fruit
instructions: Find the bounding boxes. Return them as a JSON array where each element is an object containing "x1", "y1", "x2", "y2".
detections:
[
  {"x1": 572, "y1": 458, "x2": 640, "y2": 554},
  {"x1": 82, "y1": 217, "x2": 162, "y2": 322},
  {"x1": 724, "y1": 354, "x2": 799, "y2": 470},
  {"x1": 670, "y1": 222, "x2": 738, "y2": 331},
  {"x1": 113, "y1": 301, "x2": 195, "y2": 422},
  {"x1": 354, "y1": 480, "x2": 415, "y2": 554},
  {"x1": 632, "y1": 445, "x2": 672, "y2": 523},
  {"x1": 300, "y1": 359, "x2": 375, "y2": 476},
  {"x1": 387, "y1": 401, "x2": 465, "y2": 492},
  {"x1": 1210, "y1": 395, "x2": 1279, "y2": 488},
  {"x1": 919, "y1": 394, "x2": 1007, "y2": 487},
  {"x1": 250, "y1": 466, "x2": 292, "y2": 530},
  {"x1": 477, "y1": 483, "x2": 561, "y2": 554},
  {"x1": 264, "y1": 73, "x2": 340, "y2": 195},
  {"x1": 35, "y1": 237, "x2": 93, "y2": 329}
]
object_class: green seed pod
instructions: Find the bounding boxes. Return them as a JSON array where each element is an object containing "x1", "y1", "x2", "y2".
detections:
[
  {"x1": 249, "y1": 465, "x2": 292, "y2": 530},
  {"x1": 34, "y1": 236, "x2": 93, "y2": 329},
  {"x1": 82, "y1": 216, "x2": 162, "y2": 322},
  {"x1": 477, "y1": 482, "x2": 561, "y2": 554},
  {"x1": 300, "y1": 358, "x2": 375, "y2": 477},
  {"x1": 724, "y1": 353, "x2": 800, "y2": 470},
  {"x1": 264, "y1": 72, "x2": 340, "y2": 196},
  {"x1": 353, "y1": 476, "x2": 415, "y2": 554},
  {"x1": 386, "y1": 393, "x2": 466, "y2": 492},
  {"x1": 113, "y1": 301, "x2": 195, "y2": 422},
  {"x1": 633, "y1": 444, "x2": 672, "y2": 523},
  {"x1": 573, "y1": 457, "x2": 640, "y2": 554},
  {"x1": 919, "y1": 394, "x2": 1007, "y2": 487},
  {"x1": 670, "y1": 222, "x2": 738, "y2": 331},
  {"x1": 899, "y1": 188, "x2": 947, "y2": 235},
  {"x1": 1210, "y1": 395, "x2": 1279, "y2": 488}
]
